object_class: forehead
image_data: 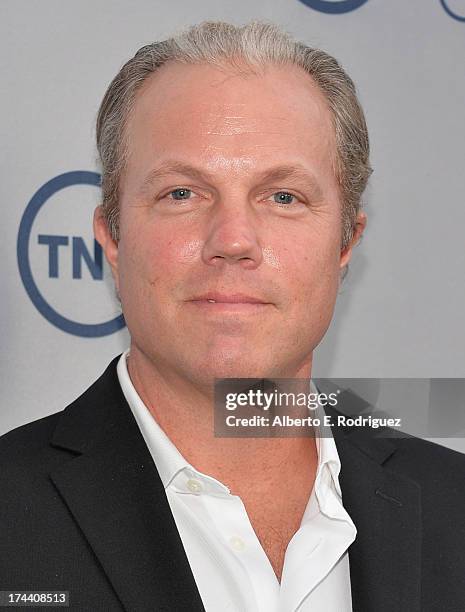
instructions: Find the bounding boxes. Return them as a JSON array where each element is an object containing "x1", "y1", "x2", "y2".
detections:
[{"x1": 124, "y1": 60, "x2": 337, "y2": 183}]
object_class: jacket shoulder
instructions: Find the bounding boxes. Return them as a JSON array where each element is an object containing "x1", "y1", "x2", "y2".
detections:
[
  {"x1": 0, "y1": 355, "x2": 122, "y2": 471},
  {"x1": 390, "y1": 433, "x2": 465, "y2": 468},
  {"x1": 0, "y1": 411, "x2": 63, "y2": 463},
  {"x1": 387, "y1": 434, "x2": 465, "y2": 495}
]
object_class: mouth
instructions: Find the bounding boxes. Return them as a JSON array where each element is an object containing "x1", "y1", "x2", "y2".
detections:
[{"x1": 188, "y1": 292, "x2": 272, "y2": 312}]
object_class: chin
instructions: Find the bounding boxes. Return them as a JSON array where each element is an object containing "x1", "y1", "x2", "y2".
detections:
[{"x1": 195, "y1": 351, "x2": 275, "y2": 382}]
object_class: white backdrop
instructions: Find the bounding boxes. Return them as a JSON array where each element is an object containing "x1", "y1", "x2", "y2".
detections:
[{"x1": 2, "y1": 0, "x2": 465, "y2": 450}]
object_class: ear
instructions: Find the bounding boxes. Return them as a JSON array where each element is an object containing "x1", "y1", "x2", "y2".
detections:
[
  {"x1": 339, "y1": 211, "x2": 367, "y2": 270},
  {"x1": 93, "y1": 206, "x2": 120, "y2": 293}
]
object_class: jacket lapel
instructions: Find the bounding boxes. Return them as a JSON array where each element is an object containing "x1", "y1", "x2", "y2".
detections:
[
  {"x1": 326, "y1": 404, "x2": 422, "y2": 612},
  {"x1": 49, "y1": 358, "x2": 205, "y2": 612}
]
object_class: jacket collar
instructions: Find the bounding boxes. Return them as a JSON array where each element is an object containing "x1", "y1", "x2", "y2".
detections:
[{"x1": 324, "y1": 400, "x2": 422, "y2": 612}]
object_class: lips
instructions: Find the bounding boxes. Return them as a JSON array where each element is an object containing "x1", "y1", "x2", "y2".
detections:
[{"x1": 189, "y1": 292, "x2": 269, "y2": 304}]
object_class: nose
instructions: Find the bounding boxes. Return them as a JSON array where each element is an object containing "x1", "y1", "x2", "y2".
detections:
[{"x1": 201, "y1": 202, "x2": 263, "y2": 270}]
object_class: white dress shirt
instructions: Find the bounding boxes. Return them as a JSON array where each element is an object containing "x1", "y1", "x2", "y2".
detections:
[{"x1": 117, "y1": 350, "x2": 356, "y2": 612}]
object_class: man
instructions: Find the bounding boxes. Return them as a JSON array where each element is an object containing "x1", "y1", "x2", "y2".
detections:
[{"x1": 1, "y1": 20, "x2": 464, "y2": 612}]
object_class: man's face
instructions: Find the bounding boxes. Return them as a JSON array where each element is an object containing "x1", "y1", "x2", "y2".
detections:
[{"x1": 96, "y1": 61, "x2": 364, "y2": 385}]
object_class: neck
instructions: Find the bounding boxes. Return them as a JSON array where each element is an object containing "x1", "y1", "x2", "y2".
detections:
[{"x1": 126, "y1": 343, "x2": 318, "y2": 493}]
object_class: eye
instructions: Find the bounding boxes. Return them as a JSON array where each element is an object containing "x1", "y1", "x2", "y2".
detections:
[
  {"x1": 271, "y1": 191, "x2": 299, "y2": 206},
  {"x1": 167, "y1": 188, "x2": 193, "y2": 200}
]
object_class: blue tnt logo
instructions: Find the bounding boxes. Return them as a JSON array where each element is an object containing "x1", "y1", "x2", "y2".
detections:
[
  {"x1": 17, "y1": 171, "x2": 125, "y2": 337},
  {"x1": 440, "y1": 0, "x2": 465, "y2": 21},
  {"x1": 38, "y1": 235, "x2": 103, "y2": 280},
  {"x1": 298, "y1": 0, "x2": 369, "y2": 14}
]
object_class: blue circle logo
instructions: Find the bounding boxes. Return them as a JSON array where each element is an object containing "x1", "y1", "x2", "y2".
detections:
[
  {"x1": 440, "y1": 0, "x2": 465, "y2": 21},
  {"x1": 17, "y1": 171, "x2": 125, "y2": 337},
  {"x1": 298, "y1": 0, "x2": 369, "y2": 14}
]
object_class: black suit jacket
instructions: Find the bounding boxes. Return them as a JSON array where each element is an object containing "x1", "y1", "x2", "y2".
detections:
[{"x1": 1, "y1": 357, "x2": 465, "y2": 611}]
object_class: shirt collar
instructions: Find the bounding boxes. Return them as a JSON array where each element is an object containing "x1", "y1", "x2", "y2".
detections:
[
  {"x1": 117, "y1": 349, "x2": 190, "y2": 489},
  {"x1": 117, "y1": 349, "x2": 343, "y2": 498}
]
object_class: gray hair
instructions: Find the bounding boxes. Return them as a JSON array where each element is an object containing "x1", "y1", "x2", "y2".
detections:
[{"x1": 96, "y1": 20, "x2": 372, "y2": 250}]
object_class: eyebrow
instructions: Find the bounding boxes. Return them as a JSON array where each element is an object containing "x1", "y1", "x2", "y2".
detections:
[{"x1": 139, "y1": 160, "x2": 324, "y2": 200}]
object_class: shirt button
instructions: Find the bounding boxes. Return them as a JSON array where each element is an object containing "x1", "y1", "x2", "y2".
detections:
[
  {"x1": 186, "y1": 478, "x2": 203, "y2": 494},
  {"x1": 229, "y1": 536, "x2": 246, "y2": 552}
]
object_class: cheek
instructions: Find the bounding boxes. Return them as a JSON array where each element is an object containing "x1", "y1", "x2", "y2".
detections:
[
  {"x1": 276, "y1": 230, "x2": 341, "y2": 302},
  {"x1": 282, "y1": 220, "x2": 340, "y2": 263},
  {"x1": 118, "y1": 222, "x2": 200, "y2": 295}
]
